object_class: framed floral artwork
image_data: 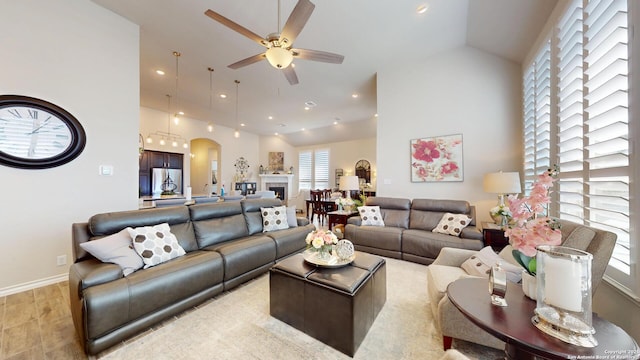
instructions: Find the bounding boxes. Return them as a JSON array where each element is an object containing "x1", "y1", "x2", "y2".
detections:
[{"x1": 410, "y1": 134, "x2": 463, "y2": 182}]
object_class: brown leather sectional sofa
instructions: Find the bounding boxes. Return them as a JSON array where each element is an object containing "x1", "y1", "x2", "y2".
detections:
[
  {"x1": 69, "y1": 198, "x2": 314, "y2": 355},
  {"x1": 345, "y1": 197, "x2": 484, "y2": 265}
]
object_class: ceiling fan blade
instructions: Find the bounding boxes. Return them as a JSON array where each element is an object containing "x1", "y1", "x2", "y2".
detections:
[
  {"x1": 292, "y1": 48, "x2": 344, "y2": 64},
  {"x1": 205, "y1": 9, "x2": 267, "y2": 47},
  {"x1": 228, "y1": 53, "x2": 266, "y2": 69},
  {"x1": 279, "y1": 0, "x2": 315, "y2": 46},
  {"x1": 283, "y1": 66, "x2": 299, "y2": 85}
]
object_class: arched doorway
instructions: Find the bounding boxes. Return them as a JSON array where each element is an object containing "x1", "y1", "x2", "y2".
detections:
[{"x1": 190, "y1": 138, "x2": 221, "y2": 195}]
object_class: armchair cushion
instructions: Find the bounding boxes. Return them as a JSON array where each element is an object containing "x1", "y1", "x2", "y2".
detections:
[
  {"x1": 79, "y1": 229, "x2": 143, "y2": 276},
  {"x1": 460, "y1": 246, "x2": 522, "y2": 283}
]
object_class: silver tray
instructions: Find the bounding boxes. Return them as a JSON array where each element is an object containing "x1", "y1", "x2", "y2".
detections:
[{"x1": 303, "y1": 249, "x2": 355, "y2": 268}]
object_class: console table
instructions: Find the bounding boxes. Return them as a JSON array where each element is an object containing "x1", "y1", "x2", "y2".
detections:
[{"x1": 447, "y1": 278, "x2": 640, "y2": 360}]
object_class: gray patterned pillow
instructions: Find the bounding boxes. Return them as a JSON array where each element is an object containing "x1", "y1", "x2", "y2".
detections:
[
  {"x1": 127, "y1": 223, "x2": 185, "y2": 268},
  {"x1": 79, "y1": 229, "x2": 143, "y2": 276},
  {"x1": 261, "y1": 206, "x2": 289, "y2": 232},
  {"x1": 358, "y1": 206, "x2": 385, "y2": 226}
]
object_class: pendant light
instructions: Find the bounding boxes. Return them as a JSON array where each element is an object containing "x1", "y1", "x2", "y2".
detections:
[
  {"x1": 173, "y1": 51, "x2": 181, "y2": 125},
  {"x1": 207, "y1": 67, "x2": 214, "y2": 133},
  {"x1": 234, "y1": 80, "x2": 240, "y2": 138}
]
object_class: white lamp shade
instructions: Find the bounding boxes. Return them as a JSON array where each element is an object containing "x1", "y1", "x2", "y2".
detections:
[
  {"x1": 266, "y1": 47, "x2": 293, "y2": 69},
  {"x1": 340, "y1": 176, "x2": 360, "y2": 191},
  {"x1": 483, "y1": 172, "x2": 522, "y2": 194}
]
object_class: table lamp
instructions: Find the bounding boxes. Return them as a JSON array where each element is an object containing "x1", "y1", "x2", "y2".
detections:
[
  {"x1": 340, "y1": 176, "x2": 360, "y2": 199},
  {"x1": 483, "y1": 171, "x2": 522, "y2": 206}
]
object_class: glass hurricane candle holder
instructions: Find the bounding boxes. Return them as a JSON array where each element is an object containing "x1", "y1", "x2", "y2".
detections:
[{"x1": 532, "y1": 245, "x2": 596, "y2": 347}]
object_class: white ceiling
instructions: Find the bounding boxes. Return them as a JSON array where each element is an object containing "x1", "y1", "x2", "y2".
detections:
[{"x1": 91, "y1": 0, "x2": 557, "y2": 147}]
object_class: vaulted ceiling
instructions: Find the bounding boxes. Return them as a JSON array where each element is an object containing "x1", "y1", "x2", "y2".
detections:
[{"x1": 92, "y1": 0, "x2": 557, "y2": 146}]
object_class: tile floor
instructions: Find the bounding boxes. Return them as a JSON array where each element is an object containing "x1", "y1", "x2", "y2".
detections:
[
  {"x1": 0, "y1": 281, "x2": 86, "y2": 360},
  {"x1": 0, "y1": 212, "x2": 324, "y2": 360}
]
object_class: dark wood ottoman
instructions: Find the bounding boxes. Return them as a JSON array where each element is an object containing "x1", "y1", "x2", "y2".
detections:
[{"x1": 269, "y1": 251, "x2": 386, "y2": 356}]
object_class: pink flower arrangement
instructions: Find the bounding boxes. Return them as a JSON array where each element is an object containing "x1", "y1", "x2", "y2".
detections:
[
  {"x1": 505, "y1": 166, "x2": 562, "y2": 275},
  {"x1": 305, "y1": 229, "x2": 338, "y2": 253}
]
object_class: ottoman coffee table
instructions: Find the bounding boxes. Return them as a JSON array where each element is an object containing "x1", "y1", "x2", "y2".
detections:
[{"x1": 269, "y1": 251, "x2": 386, "y2": 356}]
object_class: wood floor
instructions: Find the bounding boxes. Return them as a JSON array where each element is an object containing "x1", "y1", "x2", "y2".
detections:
[
  {"x1": 0, "y1": 213, "x2": 323, "y2": 360},
  {"x1": 0, "y1": 281, "x2": 86, "y2": 360}
]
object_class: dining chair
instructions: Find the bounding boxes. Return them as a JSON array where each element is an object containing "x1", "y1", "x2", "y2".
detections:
[{"x1": 310, "y1": 190, "x2": 328, "y2": 225}]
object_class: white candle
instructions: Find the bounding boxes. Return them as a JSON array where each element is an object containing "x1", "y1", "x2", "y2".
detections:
[
  {"x1": 185, "y1": 186, "x2": 192, "y2": 200},
  {"x1": 544, "y1": 256, "x2": 582, "y2": 312}
]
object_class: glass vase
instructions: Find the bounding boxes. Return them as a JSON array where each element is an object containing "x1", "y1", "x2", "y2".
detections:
[
  {"x1": 317, "y1": 245, "x2": 332, "y2": 261},
  {"x1": 533, "y1": 245, "x2": 596, "y2": 347}
]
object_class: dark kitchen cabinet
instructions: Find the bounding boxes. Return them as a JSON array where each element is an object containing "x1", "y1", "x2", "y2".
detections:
[
  {"x1": 148, "y1": 150, "x2": 183, "y2": 169},
  {"x1": 139, "y1": 150, "x2": 184, "y2": 196}
]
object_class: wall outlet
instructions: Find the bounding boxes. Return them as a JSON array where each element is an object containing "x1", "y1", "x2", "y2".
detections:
[{"x1": 57, "y1": 255, "x2": 67, "y2": 266}]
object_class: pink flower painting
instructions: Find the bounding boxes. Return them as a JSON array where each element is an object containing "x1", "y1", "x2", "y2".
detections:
[{"x1": 411, "y1": 134, "x2": 463, "y2": 182}]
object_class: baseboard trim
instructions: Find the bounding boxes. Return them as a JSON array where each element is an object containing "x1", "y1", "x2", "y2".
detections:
[{"x1": 0, "y1": 273, "x2": 69, "y2": 297}]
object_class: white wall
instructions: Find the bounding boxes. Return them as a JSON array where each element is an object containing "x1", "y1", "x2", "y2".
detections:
[
  {"x1": 140, "y1": 107, "x2": 260, "y2": 196},
  {"x1": 0, "y1": 0, "x2": 139, "y2": 292},
  {"x1": 376, "y1": 46, "x2": 522, "y2": 222}
]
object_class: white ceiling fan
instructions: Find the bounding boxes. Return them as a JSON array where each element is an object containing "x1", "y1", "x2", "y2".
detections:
[{"x1": 204, "y1": 0, "x2": 344, "y2": 85}]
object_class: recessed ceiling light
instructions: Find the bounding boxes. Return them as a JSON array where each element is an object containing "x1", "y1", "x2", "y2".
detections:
[
  {"x1": 304, "y1": 106, "x2": 310, "y2": 111},
  {"x1": 268, "y1": 115, "x2": 273, "y2": 120},
  {"x1": 274, "y1": 132, "x2": 279, "y2": 135},
  {"x1": 301, "y1": 128, "x2": 305, "y2": 131},
  {"x1": 352, "y1": 93, "x2": 359, "y2": 98},
  {"x1": 156, "y1": 70, "x2": 165, "y2": 75},
  {"x1": 417, "y1": 4, "x2": 429, "y2": 14},
  {"x1": 219, "y1": 94, "x2": 227, "y2": 99},
  {"x1": 333, "y1": 121, "x2": 338, "y2": 125},
  {"x1": 240, "y1": 123, "x2": 245, "y2": 127},
  {"x1": 178, "y1": 111, "x2": 184, "y2": 115},
  {"x1": 374, "y1": 113, "x2": 378, "y2": 117}
]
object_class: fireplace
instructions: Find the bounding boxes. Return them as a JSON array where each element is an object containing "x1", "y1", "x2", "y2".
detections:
[
  {"x1": 259, "y1": 174, "x2": 294, "y2": 204},
  {"x1": 269, "y1": 186, "x2": 286, "y2": 201}
]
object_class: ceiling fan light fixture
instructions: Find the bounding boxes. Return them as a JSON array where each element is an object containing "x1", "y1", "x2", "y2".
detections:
[{"x1": 266, "y1": 47, "x2": 293, "y2": 69}]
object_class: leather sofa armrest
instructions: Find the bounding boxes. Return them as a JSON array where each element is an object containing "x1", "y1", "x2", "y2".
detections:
[
  {"x1": 296, "y1": 217, "x2": 310, "y2": 226},
  {"x1": 69, "y1": 259, "x2": 123, "y2": 295},
  {"x1": 460, "y1": 226, "x2": 483, "y2": 240},
  {"x1": 431, "y1": 247, "x2": 478, "y2": 267}
]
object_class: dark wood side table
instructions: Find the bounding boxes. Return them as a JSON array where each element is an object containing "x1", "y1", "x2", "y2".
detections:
[
  {"x1": 327, "y1": 210, "x2": 358, "y2": 231},
  {"x1": 482, "y1": 221, "x2": 509, "y2": 252},
  {"x1": 447, "y1": 277, "x2": 640, "y2": 360}
]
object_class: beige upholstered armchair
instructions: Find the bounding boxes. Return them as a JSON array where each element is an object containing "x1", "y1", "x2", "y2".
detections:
[{"x1": 426, "y1": 219, "x2": 617, "y2": 350}]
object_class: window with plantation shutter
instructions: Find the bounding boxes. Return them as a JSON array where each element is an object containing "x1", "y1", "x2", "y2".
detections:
[
  {"x1": 583, "y1": 0, "x2": 630, "y2": 282},
  {"x1": 298, "y1": 151, "x2": 312, "y2": 190},
  {"x1": 523, "y1": 0, "x2": 634, "y2": 296},
  {"x1": 522, "y1": 40, "x2": 552, "y2": 195},
  {"x1": 314, "y1": 149, "x2": 330, "y2": 189},
  {"x1": 557, "y1": 0, "x2": 585, "y2": 224},
  {"x1": 299, "y1": 149, "x2": 330, "y2": 190}
]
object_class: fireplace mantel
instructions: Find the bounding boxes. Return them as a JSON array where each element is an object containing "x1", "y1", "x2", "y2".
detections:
[{"x1": 259, "y1": 174, "x2": 295, "y2": 202}]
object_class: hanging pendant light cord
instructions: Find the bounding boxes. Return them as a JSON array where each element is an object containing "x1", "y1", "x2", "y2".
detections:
[
  {"x1": 166, "y1": 94, "x2": 171, "y2": 136},
  {"x1": 174, "y1": 51, "x2": 180, "y2": 116},
  {"x1": 235, "y1": 80, "x2": 240, "y2": 129}
]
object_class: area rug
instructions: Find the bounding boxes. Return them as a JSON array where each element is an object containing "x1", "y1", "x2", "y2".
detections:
[{"x1": 97, "y1": 257, "x2": 502, "y2": 359}]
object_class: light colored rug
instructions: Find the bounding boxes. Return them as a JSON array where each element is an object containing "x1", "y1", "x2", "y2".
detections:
[{"x1": 97, "y1": 257, "x2": 502, "y2": 359}]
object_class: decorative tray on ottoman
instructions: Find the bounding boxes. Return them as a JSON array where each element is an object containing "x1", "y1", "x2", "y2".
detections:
[{"x1": 302, "y1": 249, "x2": 355, "y2": 268}]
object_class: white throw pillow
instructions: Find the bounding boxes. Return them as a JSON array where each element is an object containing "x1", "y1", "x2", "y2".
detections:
[
  {"x1": 127, "y1": 223, "x2": 186, "y2": 269},
  {"x1": 79, "y1": 229, "x2": 143, "y2": 276},
  {"x1": 358, "y1": 206, "x2": 385, "y2": 226},
  {"x1": 261, "y1": 206, "x2": 289, "y2": 232},
  {"x1": 432, "y1": 213, "x2": 472, "y2": 236},
  {"x1": 461, "y1": 246, "x2": 523, "y2": 283},
  {"x1": 286, "y1": 205, "x2": 298, "y2": 228}
]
